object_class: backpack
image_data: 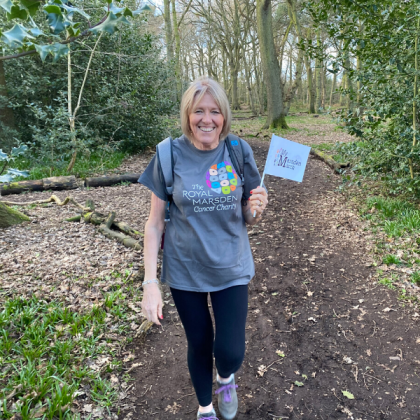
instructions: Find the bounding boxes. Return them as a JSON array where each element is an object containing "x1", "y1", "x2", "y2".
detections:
[{"x1": 156, "y1": 134, "x2": 246, "y2": 222}]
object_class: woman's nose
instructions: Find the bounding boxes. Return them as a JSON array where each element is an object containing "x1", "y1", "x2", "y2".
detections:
[{"x1": 202, "y1": 111, "x2": 212, "y2": 122}]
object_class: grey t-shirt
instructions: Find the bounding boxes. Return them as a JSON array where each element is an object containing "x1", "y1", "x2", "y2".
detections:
[{"x1": 139, "y1": 135, "x2": 261, "y2": 292}]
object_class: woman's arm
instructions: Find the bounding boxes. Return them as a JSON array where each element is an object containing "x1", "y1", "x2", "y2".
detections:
[
  {"x1": 141, "y1": 192, "x2": 167, "y2": 325},
  {"x1": 242, "y1": 186, "x2": 268, "y2": 226}
]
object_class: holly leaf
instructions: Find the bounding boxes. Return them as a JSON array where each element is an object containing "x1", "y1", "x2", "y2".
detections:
[
  {"x1": 7, "y1": 4, "x2": 27, "y2": 19},
  {"x1": 0, "y1": 174, "x2": 13, "y2": 182},
  {"x1": 35, "y1": 42, "x2": 69, "y2": 62},
  {"x1": 90, "y1": 12, "x2": 130, "y2": 35},
  {"x1": 10, "y1": 145, "x2": 28, "y2": 157},
  {"x1": 7, "y1": 168, "x2": 29, "y2": 177},
  {"x1": 341, "y1": 390, "x2": 355, "y2": 400},
  {"x1": 0, "y1": 0, "x2": 13, "y2": 14},
  {"x1": 19, "y1": 0, "x2": 41, "y2": 16},
  {"x1": 35, "y1": 43, "x2": 54, "y2": 61},
  {"x1": 1, "y1": 23, "x2": 34, "y2": 48},
  {"x1": 133, "y1": 4, "x2": 154, "y2": 14},
  {"x1": 104, "y1": 2, "x2": 125, "y2": 15},
  {"x1": 0, "y1": 149, "x2": 8, "y2": 161},
  {"x1": 44, "y1": 4, "x2": 62, "y2": 15},
  {"x1": 60, "y1": 2, "x2": 90, "y2": 19},
  {"x1": 28, "y1": 26, "x2": 44, "y2": 37},
  {"x1": 51, "y1": 42, "x2": 69, "y2": 62},
  {"x1": 47, "y1": 12, "x2": 69, "y2": 34}
]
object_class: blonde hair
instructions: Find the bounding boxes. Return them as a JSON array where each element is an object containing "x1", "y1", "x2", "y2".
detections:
[{"x1": 180, "y1": 76, "x2": 231, "y2": 140}]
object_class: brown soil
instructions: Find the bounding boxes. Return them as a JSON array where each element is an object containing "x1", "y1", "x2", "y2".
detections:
[{"x1": 122, "y1": 139, "x2": 420, "y2": 420}]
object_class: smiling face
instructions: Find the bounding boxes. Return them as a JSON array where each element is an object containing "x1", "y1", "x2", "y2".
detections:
[{"x1": 188, "y1": 92, "x2": 225, "y2": 150}]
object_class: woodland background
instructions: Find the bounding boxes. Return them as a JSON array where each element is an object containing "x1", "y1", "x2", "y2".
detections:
[{"x1": 0, "y1": 0, "x2": 418, "y2": 198}]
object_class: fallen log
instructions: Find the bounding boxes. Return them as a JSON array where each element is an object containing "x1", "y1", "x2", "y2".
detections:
[
  {"x1": 1, "y1": 176, "x2": 78, "y2": 196},
  {"x1": 310, "y1": 149, "x2": 350, "y2": 174},
  {"x1": 99, "y1": 212, "x2": 142, "y2": 250},
  {"x1": 85, "y1": 173, "x2": 141, "y2": 188},
  {"x1": 0, "y1": 180, "x2": 43, "y2": 195},
  {"x1": 83, "y1": 211, "x2": 141, "y2": 238}
]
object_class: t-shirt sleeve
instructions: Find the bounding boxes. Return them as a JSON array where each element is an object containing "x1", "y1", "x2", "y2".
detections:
[
  {"x1": 138, "y1": 154, "x2": 169, "y2": 202},
  {"x1": 241, "y1": 139, "x2": 263, "y2": 201}
]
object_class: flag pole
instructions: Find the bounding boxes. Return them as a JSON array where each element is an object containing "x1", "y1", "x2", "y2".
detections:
[{"x1": 253, "y1": 171, "x2": 266, "y2": 218}]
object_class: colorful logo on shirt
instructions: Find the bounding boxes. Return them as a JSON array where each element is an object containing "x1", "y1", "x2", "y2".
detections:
[{"x1": 205, "y1": 161, "x2": 238, "y2": 195}]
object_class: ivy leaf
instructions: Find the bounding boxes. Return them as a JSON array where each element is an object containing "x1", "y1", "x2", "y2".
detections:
[
  {"x1": 294, "y1": 381, "x2": 304, "y2": 387},
  {"x1": 90, "y1": 12, "x2": 130, "y2": 35},
  {"x1": 0, "y1": 0, "x2": 12, "y2": 13},
  {"x1": 1, "y1": 23, "x2": 34, "y2": 48},
  {"x1": 10, "y1": 145, "x2": 28, "y2": 157},
  {"x1": 0, "y1": 150, "x2": 8, "y2": 161},
  {"x1": 341, "y1": 390, "x2": 355, "y2": 399}
]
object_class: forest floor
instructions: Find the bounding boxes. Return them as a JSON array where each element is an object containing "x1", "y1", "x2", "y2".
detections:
[{"x1": 1, "y1": 115, "x2": 420, "y2": 420}]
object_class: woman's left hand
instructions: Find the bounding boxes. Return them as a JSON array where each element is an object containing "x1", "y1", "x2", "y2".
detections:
[{"x1": 249, "y1": 186, "x2": 268, "y2": 218}]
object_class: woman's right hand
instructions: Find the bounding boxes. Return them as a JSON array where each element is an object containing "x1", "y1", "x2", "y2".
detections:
[{"x1": 141, "y1": 283, "x2": 163, "y2": 325}]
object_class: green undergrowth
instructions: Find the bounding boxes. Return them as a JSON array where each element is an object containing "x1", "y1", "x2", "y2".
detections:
[
  {"x1": 353, "y1": 193, "x2": 420, "y2": 302},
  {"x1": 11, "y1": 150, "x2": 126, "y2": 182},
  {"x1": 0, "y1": 271, "x2": 144, "y2": 419}
]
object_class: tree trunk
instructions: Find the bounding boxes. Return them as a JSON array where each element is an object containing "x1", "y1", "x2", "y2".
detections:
[
  {"x1": 256, "y1": 0, "x2": 288, "y2": 129},
  {"x1": 0, "y1": 201, "x2": 30, "y2": 228},
  {"x1": 315, "y1": 30, "x2": 322, "y2": 112},
  {"x1": 171, "y1": 0, "x2": 182, "y2": 101},
  {"x1": 284, "y1": 46, "x2": 304, "y2": 115},
  {"x1": 330, "y1": 72, "x2": 337, "y2": 106},
  {"x1": 163, "y1": 0, "x2": 173, "y2": 62}
]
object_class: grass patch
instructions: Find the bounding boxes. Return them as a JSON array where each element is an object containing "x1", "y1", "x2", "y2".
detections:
[
  {"x1": 383, "y1": 254, "x2": 402, "y2": 265},
  {"x1": 363, "y1": 196, "x2": 420, "y2": 238},
  {"x1": 0, "y1": 270, "x2": 142, "y2": 420},
  {"x1": 11, "y1": 150, "x2": 126, "y2": 181}
]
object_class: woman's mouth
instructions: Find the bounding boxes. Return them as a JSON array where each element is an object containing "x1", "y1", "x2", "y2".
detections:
[{"x1": 199, "y1": 127, "x2": 215, "y2": 132}]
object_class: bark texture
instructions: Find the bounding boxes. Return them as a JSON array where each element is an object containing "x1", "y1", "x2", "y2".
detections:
[{"x1": 256, "y1": 0, "x2": 288, "y2": 129}]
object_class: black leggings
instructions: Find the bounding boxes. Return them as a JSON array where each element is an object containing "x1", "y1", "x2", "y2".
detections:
[{"x1": 170, "y1": 285, "x2": 248, "y2": 407}]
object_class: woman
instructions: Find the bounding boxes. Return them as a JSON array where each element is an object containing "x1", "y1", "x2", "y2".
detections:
[{"x1": 139, "y1": 76, "x2": 268, "y2": 420}]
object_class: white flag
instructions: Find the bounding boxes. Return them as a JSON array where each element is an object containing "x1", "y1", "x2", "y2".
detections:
[{"x1": 263, "y1": 134, "x2": 311, "y2": 183}]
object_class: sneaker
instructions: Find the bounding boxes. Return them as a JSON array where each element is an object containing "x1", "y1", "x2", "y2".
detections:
[
  {"x1": 197, "y1": 409, "x2": 218, "y2": 420},
  {"x1": 215, "y1": 374, "x2": 238, "y2": 420}
]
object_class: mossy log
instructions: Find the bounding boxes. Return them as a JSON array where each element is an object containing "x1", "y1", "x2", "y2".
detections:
[
  {"x1": 0, "y1": 180, "x2": 43, "y2": 195},
  {"x1": 85, "y1": 173, "x2": 141, "y2": 188},
  {"x1": 1, "y1": 176, "x2": 77, "y2": 196},
  {"x1": 310, "y1": 149, "x2": 349, "y2": 173},
  {"x1": 98, "y1": 212, "x2": 142, "y2": 250},
  {"x1": 0, "y1": 201, "x2": 30, "y2": 228}
]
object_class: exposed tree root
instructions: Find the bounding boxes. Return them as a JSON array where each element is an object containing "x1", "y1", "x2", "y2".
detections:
[{"x1": 2, "y1": 194, "x2": 90, "y2": 212}]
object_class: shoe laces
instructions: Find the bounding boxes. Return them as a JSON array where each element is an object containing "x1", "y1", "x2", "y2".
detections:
[{"x1": 215, "y1": 383, "x2": 238, "y2": 403}]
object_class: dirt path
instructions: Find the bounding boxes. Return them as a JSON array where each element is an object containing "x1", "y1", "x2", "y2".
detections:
[{"x1": 122, "y1": 139, "x2": 420, "y2": 420}]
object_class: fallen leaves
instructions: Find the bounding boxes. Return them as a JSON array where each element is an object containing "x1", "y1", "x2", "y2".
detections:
[{"x1": 341, "y1": 390, "x2": 355, "y2": 400}]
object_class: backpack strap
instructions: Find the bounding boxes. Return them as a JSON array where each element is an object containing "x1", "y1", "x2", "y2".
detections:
[
  {"x1": 225, "y1": 134, "x2": 245, "y2": 183},
  {"x1": 156, "y1": 136, "x2": 174, "y2": 198},
  {"x1": 156, "y1": 137, "x2": 174, "y2": 223}
]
